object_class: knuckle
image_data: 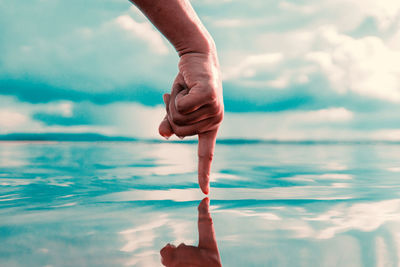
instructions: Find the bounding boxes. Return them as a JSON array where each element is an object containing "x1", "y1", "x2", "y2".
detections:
[
  {"x1": 173, "y1": 127, "x2": 185, "y2": 137},
  {"x1": 198, "y1": 152, "x2": 214, "y2": 162},
  {"x1": 169, "y1": 110, "x2": 180, "y2": 123},
  {"x1": 172, "y1": 114, "x2": 186, "y2": 126},
  {"x1": 215, "y1": 111, "x2": 224, "y2": 124},
  {"x1": 168, "y1": 118, "x2": 179, "y2": 132},
  {"x1": 210, "y1": 101, "x2": 220, "y2": 113},
  {"x1": 210, "y1": 110, "x2": 223, "y2": 125},
  {"x1": 175, "y1": 101, "x2": 186, "y2": 113},
  {"x1": 174, "y1": 127, "x2": 196, "y2": 137},
  {"x1": 205, "y1": 89, "x2": 217, "y2": 103}
]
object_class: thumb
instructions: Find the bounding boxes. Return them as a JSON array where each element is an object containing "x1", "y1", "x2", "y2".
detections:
[
  {"x1": 198, "y1": 129, "x2": 218, "y2": 194},
  {"x1": 159, "y1": 94, "x2": 173, "y2": 139}
]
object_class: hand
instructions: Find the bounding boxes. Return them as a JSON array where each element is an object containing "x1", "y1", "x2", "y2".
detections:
[
  {"x1": 160, "y1": 197, "x2": 221, "y2": 267},
  {"x1": 159, "y1": 52, "x2": 224, "y2": 194}
]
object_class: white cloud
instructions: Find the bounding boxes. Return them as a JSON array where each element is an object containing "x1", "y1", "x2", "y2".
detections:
[
  {"x1": 277, "y1": 0, "x2": 400, "y2": 31},
  {"x1": 0, "y1": 96, "x2": 166, "y2": 138},
  {"x1": 253, "y1": 31, "x2": 315, "y2": 57},
  {"x1": 370, "y1": 129, "x2": 400, "y2": 141},
  {"x1": 115, "y1": 15, "x2": 169, "y2": 55},
  {"x1": 101, "y1": 102, "x2": 165, "y2": 138},
  {"x1": 307, "y1": 108, "x2": 354, "y2": 122},
  {"x1": 213, "y1": 0, "x2": 400, "y2": 98},
  {"x1": 308, "y1": 199, "x2": 400, "y2": 239},
  {"x1": 307, "y1": 26, "x2": 400, "y2": 102},
  {"x1": 212, "y1": 18, "x2": 245, "y2": 28},
  {"x1": 264, "y1": 74, "x2": 290, "y2": 89},
  {"x1": 45, "y1": 101, "x2": 74, "y2": 118},
  {"x1": 347, "y1": 0, "x2": 400, "y2": 30},
  {"x1": 1, "y1": 0, "x2": 399, "y2": 141},
  {"x1": 211, "y1": 18, "x2": 266, "y2": 28},
  {"x1": 222, "y1": 24, "x2": 400, "y2": 100},
  {"x1": 219, "y1": 108, "x2": 355, "y2": 140},
  {"x1": 0, "y1": 110, "x2": 27, "y2": 128},
  {"x1": 0, "y1": 5, "x2": 176, "y2": 92},
  {"x1": 279, "y1": 1, "x2": 316, "y2": 15},
  {"x1": 388, "y1": 30, "x2": 400, "y2": 50},
  {"x1": 223, "y1": 53, "x2": 284, "y2": 80},
  {"x1": 1, "y1": 95, "x2": 398, "y2": 142}
]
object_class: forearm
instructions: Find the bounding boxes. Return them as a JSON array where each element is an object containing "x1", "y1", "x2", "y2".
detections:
[{"x1": 129, "y1": 0, "x2": 215, "y2": 56}]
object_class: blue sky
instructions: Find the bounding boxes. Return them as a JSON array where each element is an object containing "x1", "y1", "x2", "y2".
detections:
[{"x1": 1, "y1": 0, "x2": 400, "y2": 140}]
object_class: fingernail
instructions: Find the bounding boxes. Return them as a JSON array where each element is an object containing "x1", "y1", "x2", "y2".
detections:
[
  {"x1": 202, "y1": 186, "x2": 209, "y2": 195},
  {"x1": 161, "y1": 134, "x2": 170, "y2": 140}
]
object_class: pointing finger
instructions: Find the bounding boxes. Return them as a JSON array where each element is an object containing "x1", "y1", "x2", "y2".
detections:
[{"x1": 198, "y1": 129, "x2": 218, "y2": 194}]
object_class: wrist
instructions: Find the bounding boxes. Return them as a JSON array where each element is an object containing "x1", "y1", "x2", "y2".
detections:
[{"x1": 176, "y1": 28, "x2": 216, "y2": 57}]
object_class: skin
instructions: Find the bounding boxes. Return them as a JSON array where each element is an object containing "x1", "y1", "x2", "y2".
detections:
[
  {"x1": 160, "y1": 197, "x2": 222, "y2": 267},
  {"x1": 129, "y1": 0, "x2": 224, "y2": 194}
]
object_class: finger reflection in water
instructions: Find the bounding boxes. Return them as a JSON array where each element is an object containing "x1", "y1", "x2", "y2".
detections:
[{"x1": 160, "y1": 197, "x2": 221, "y2": 267}]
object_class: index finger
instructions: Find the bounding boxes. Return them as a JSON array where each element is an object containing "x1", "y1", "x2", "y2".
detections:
[{"x1": 197, "y1": 129, "x2": 218, "y2": 194}]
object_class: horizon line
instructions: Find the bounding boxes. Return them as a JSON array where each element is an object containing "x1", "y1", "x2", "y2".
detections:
[{"x1": 0, "y1": 132, "x2": 399, "y2": 145}]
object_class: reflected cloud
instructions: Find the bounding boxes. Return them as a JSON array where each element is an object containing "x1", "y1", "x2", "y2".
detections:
[
  {"x1": 387, "y1": 167, "x2": 400, "y2": 172},
  {"x1": 0, "y1": 178, "x2": 35, "y2": 186},
  {"x1": 0, "y1": 144, "x2": 29, "y2": 168},
  {"x1": 307, "y1": 199, "x2": 400, "y2": 239},
  {"x1": 101, "y1": 186, "x2": 353, "y2": 202},
  {"x1": 50, "y1": 202, "x2": 77, "y2": 208},
  {"x1": 213, "y1": 199, "x2": 400, "y2": 243},
  {"x1": 281, "y1": 173, "x2": 353, "y2": 183},
  {"x1": 160, "y1": 198, "x2": 222, "y2": 267},
  {"x1": 119, "y1": 216, "x2": 169, "y2": 253},
  {"x1": 149, "y1": 144, "x2": 197, "y2": 176}
]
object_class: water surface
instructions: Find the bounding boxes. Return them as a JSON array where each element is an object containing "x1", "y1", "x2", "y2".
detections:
[{"x1": 1, "y1": 142, "x2": 400, "y2": 266}]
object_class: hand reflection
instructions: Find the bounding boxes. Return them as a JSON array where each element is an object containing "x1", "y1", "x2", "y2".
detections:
[{"x1": 160, "y1": 197, "x2": 221, "y2": 267}]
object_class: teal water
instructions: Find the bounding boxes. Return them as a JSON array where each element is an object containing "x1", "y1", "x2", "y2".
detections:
[{"x1": 1, "y1": 142, "x2": 400, "y2": 267}]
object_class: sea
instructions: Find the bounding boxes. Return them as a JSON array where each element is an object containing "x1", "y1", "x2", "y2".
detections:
[{"x1": 1, "y1": 141, "x2": 400, "y2": 267}]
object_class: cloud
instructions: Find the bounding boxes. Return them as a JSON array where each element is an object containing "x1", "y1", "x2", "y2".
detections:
[
  {"x1": 275, "y1": 0, "x2": 400, "y2": 32},
  {"x1": 371, "y1": 129, "x2": 400, "y2": 141},
  {"x1": 0, "y1": 79, "x2": 164, "y2": 105},
  {"x1": 307, "y1": 26, "x2": 400, "y2": 102},
  {"x1": 0, "y1": 110, "x2": 27, "y2": 128},
  {"x1": 0, "y1": 0, "x2": 399, "y2": 140},
  {"x1": 0, "y1": 95, "x2": 165, "y2": 138},
  {"x1": 220, "y1": 23, "x2": 400, "y2": 109},
  {"x1": 345, "y1": 0, "x2": 400, "y2": 30},
  {"x1": 308, "y1": 199, "x2": 400, "y2": 239},
  {"x1": 304, "y1": 107, "x2": 354, "y2": 122},
  {"x1": 223, "y1": 53, "x2": 284, "y2": 81},
  {"x1": 219, "y1": 107, "x2": 357, "y2": 140},
  {"x1": 278, "y1": 1, "x2": 316, "y2": 15},
  {"x1": 2, "y1": 93, "x2": 399, "y2": 141},
  {"x1": 115, "y1": 15, "x2": 169, "y2": 55},
  {"x1": 0, "y1": 1, "x2": 176, "y2": 93},
  {"x1": 388, "y1": 30, "x2": 400, "y2": 50}
]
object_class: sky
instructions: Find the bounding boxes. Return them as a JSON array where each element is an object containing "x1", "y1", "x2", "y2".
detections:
[{"x1": 0, "y1": 0, "x2": 400, "y2": 140}]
